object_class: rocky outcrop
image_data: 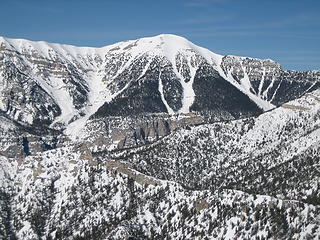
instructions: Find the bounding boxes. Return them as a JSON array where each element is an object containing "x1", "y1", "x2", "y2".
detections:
[{"x1": 81, "y1": 113, "x2": 204, "y2": 151}]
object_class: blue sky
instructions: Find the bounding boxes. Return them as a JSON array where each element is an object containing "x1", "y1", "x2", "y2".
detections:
[{"x1": 1, "y1": 0, "x2": 319, "y2": 70}]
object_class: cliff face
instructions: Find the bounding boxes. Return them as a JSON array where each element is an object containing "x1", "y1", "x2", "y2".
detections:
[{"x1": 80, "y1": 113, "x2": 204, "y2": 151}]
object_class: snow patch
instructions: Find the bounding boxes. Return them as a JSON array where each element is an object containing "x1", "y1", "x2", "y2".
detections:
[{"x1": 158, "y1": 71, "x2": 174, "y2": 114}]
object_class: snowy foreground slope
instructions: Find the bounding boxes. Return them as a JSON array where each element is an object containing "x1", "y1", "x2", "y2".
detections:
[{"x1": 1, "y1": 88, "x2": 320, "y2": 239}]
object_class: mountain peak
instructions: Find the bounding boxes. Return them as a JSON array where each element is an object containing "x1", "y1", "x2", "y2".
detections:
[
  {"x1": 140, "y1": 33, "x2": 191, "y2": 46},
  {"x1": 145, "y1": 33, "x2": 188, "y2": 41},
  {"x1": 109, "y1": 33, "x2": 224, "y2": 67}
]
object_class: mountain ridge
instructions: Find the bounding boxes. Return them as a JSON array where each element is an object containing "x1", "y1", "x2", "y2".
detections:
[{"x1": 0, "y1": 34, "x2": 319, "y2": 141}]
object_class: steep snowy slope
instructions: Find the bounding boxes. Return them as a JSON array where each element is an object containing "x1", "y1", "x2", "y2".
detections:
[
  {"x1": 1, "y1": 34, "x2": 319, "y2": 140},
  {"x1": 0, "y1": 36, "x2": 106, "y2": 129},
  {"x1": 221, "y1": 55, "x2": 320, "y2": 106}
]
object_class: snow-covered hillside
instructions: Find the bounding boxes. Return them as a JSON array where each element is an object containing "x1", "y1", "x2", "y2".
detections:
[
  {"x1": 114, "y1": 88, "x2": 320, "y2": 200},
  {"x1": 1, "y1": 89, "x2": 320, "y2": 239}
]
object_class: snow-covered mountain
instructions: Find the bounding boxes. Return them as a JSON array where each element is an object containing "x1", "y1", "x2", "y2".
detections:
[
  {"x1": 0, "y1": 34, "x2": 320, "y2": 239},
  {"x1": 1, "y1": 34, "x2": 319, "y2": 138}
]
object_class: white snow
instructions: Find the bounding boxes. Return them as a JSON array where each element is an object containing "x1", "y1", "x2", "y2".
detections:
[
  {"x1": 38, "y1": 76, "x2": 77, "y2": 126},
  {"x1": 0, "y1": 118, "x2": 15, "y2": 131},
  {"x1": 258, "y1": 67, "x2": 266, "y2": 97},
  {"x1": 178, "y1": 54, "x2": 198, "y2": 113},
  {"x1": 64, "y1": 69, "x2": 112, "y2": 138},
  {"x1": 158, "y1": 71, "x2": 174, "y2": 114},
  {"x1": 217, "y1": 66, "x2": 275, "y2": 111}
]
